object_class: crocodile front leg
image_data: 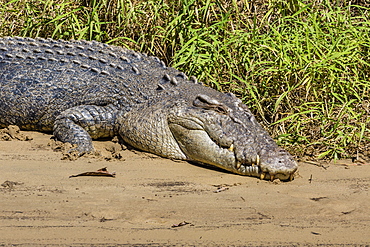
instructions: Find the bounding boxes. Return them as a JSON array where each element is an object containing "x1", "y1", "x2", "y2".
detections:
[{"x1": 53, "y1": 105, "x2": 119, "y2": 153}]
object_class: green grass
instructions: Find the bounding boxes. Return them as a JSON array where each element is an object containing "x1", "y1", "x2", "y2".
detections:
[{"x1": 0, "y1": 0, "x2": 369, "y2": 160}]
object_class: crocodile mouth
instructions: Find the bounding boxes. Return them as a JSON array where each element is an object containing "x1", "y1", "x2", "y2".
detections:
[
  {"x1": 169, "y1": 121, "x2": 297, "y2": 181},
  {"x1": 222, "y1": 144, "x2": 296, "y2": 181},
  {"x1": 242, "y1": 163, "x2": 296, "y2": 182}
]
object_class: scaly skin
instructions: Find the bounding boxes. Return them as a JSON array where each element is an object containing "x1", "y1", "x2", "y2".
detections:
[{"x1": 0, "y1": 37, "x2": 298, "y2": 181}]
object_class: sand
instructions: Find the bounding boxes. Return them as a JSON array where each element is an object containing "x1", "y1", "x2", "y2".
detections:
[{"x1": 0, "y1": 127, "x2": 369, "y2": 246}]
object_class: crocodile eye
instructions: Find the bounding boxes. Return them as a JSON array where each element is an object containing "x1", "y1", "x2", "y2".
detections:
[
  {"x1": 214, "y1": 105, "x2": 229, "y2": 114},
  {"x1": 193, "y1": 94, "x2": 229, "y2": 115}
]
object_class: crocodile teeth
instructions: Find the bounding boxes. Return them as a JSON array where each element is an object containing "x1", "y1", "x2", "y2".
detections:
[
  {"x1": 251, "y1": 154, "x2": 259, "y2": 166},
  {"x1": 260, "y1": 172, "x2": 265, "y2": 180},
  {"x1": 256, "y1": 154, "x2": 260, "y2": 165},
  {"x1": 236, "y1": 161, "x2": 241, "y2": 169},
  {"x1": 270, "y1": 174, "x2": 275, "y2": 181},
  {"x1": 228, "y1": 144, "x2": 234, "y2": 152}
]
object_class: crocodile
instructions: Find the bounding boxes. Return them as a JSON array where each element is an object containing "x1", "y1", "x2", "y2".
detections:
[{"x1": 0, "y1": 37, "x2": 298, "y2": 181}]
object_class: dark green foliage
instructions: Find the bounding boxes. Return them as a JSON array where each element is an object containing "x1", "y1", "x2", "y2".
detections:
[{"x1": 0, "y1": 0, "x2": 369, "y2": 159}]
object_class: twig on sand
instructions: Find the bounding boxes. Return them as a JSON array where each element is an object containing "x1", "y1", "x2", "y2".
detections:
[
  {"x1": 69, "y1": 167, "x2": 116, "y2": 178},
  {"x1": 303, "y1": 160, "x2": 329, "y2": 170},
  {"x1": 213, "y1": 186, "x2": 229, "y2": 193},
  {"x1": 171, "y1": 221, "x2": 191, "y2": 228}
]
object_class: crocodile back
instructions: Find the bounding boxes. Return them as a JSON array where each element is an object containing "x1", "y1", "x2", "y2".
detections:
[{"x1": 0, "y1": 37, "x2": 191, "y2": 130}]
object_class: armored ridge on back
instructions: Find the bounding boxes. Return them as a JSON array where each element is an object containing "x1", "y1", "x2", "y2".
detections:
[{"x1": 0, "y1": 36, "x2": 298, "y2": 181}]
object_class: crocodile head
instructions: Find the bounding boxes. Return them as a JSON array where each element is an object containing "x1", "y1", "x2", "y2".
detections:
[
  {"x1": 118, "y1": 85, "x2": 297, "y2": 181},
  {"x1": 167, "y1": 91, "x2": 298, "y2": 181}
]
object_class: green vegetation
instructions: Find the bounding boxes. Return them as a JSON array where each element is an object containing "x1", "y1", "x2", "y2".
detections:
[{"x1": 0, "y1": 0, "x2": 369, "y2": 160}]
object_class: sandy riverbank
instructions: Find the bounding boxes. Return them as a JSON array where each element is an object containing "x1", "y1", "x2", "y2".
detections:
[{"x1": 0, "y1": 128, "x2": 369, "y2": 246}]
